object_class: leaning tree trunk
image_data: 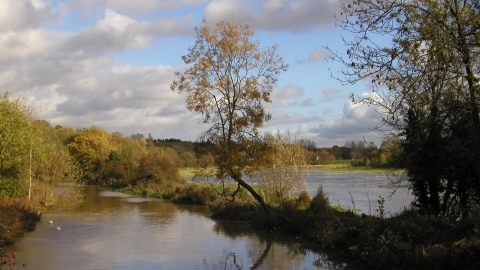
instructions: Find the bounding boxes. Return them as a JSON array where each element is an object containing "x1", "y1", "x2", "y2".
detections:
[{"x1": 232, "y1": 175, "x2": 273, "y2": 229}]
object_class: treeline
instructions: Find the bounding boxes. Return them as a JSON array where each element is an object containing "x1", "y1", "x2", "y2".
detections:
[
  {"x1": 0, "y1": 93, "x2": 216, "y2": 207},
  {"x1": 58, "y1": 128, "x2": 217, "y2": 187},
  {"x1": 300, "y1": 139, "x2": 403, "y2": 168}
]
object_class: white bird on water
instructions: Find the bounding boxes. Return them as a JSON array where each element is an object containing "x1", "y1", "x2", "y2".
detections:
[
  {"x1": 56, "y1": 225, "x2": 61, "y2": 230},
  {"x1": 48, "y1": 219, "x2": 53, "y2": 224}
]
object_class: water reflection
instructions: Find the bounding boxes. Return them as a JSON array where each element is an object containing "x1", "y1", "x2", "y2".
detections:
[
  {"x1": 208, "y1": 222, "x2": 347, "y2": 270},
  {"x1": 12, "y1": 186, "x2": 348, "y2": 270}
]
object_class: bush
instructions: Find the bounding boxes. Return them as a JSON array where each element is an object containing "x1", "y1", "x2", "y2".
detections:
[
  {"x1": 310, "y1": 186, "x2": 329, "y2": 213},
  {"x1": 296, "y1": 191, "x2": 312, "y2": 210},
  {"x1": 0, "y1": 199, "x2": 41, "y2": 245}
]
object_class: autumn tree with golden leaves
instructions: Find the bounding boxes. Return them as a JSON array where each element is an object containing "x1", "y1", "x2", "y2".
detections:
[{"x1": 171, "y1": 18, "x2": 288, "y2": 226}]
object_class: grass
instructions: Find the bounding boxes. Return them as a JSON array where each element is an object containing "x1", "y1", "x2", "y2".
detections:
[
  {"x1": 179, "y1": 168, "x2": 217, "y2": 179},
  {"x1": 180, "y1": 165, "x2": 404, "y2": 178}
]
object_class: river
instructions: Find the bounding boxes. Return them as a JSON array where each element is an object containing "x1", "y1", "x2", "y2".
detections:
[
  {"x1": 306, "y1": 172, "x2": 413, "y2": 215},
  {"x1": 11, "y1": 186, "x2": 347, "y2": 270},
  {"x1": 9, "y1": 172, "x2": 412, "y2": 269}
]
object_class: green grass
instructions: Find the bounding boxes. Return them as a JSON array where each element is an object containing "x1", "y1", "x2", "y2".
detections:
[
  {"x1": 334, "y1": 159, "x2": 357, "y2": 165},
  {"x1": 181, "y1": 166, "x2": 404, "y2": 177},
  {"x1": 179, "y1": 168, "x2": 217, "y2": 179}
]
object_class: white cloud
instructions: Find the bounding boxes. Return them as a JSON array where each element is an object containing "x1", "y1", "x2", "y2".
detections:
[
  {"x1": 67, "y1": 0, "x2": 208, "y2": 16},
  {"x1": 267, "y1": 84, "x2": 304, "y2": 109},
  {"x1": 61, "y1": 10, "x2": 192, "y2": 56},
  {"x1": 0, "y1": 0, "x2": 56, "y2": 33},
  {"x1": 204, "y1": 0, "x2": 350, "y2": 32},
  {"x1": 285, "y1": 94, "x2": 385, "y2": 147}
]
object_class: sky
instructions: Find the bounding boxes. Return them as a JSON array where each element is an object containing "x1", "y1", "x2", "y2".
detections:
[{"x1": 0, "y1": 0, "x2": 387, "y2": 147}]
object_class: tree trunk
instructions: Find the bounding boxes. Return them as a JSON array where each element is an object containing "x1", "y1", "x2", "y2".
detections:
[{"x1": 232, "y1": 175, "x2": 274, "y2": 229}]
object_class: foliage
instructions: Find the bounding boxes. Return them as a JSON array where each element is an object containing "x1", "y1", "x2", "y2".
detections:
[
  {"x1": 310, "y1": 185, "x2": 330, "y2": 214},
  {"x1": 171, "y1": 18, "x2": 288, "y2": 226},
  {"x1": 0, "y1": 93, "x2": 83, "y2": 209},
  {"x1": 0, "y1": 93, "x2": 35, "y2": 184},
  {"x1": 252, "y1": 132, "x2": 308, "y2": 201},
  {"x1": 330, "y1": 0, "x2": 480, "y2": 217}
]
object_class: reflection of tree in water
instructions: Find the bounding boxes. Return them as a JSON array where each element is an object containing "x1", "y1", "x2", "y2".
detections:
[
  {"x1": 209, "y1": 221, "x2": 347, "y2": 270},
  {"x1": 202, "y1": 250, "x2": 244, "y2": 270}
]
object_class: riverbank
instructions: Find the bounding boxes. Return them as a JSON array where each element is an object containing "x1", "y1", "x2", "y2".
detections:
[
  {"x1": 0, "y1": 199, "x2": 41, "y2": 246},
  {"x1": 209, "y1": 189, "x2": 480, "y2": 270},
  {"x1": 117, "y1": 172, "x2": 479, "y2": 270}
]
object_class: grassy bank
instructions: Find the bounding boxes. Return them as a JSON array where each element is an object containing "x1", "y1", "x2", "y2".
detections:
[{"x1": 208, "y1": 189, "x2": 480, "y2": 270}]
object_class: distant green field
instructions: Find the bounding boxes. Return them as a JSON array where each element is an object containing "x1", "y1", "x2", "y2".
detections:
[
  {"x1": 180, "y1": 166, "x2": 404, "y2": 178},
  {"x1": 334, "y1": 159, "x2": 356, "y2": 165},
  {"x1": 179, "y1": 168, "x2": 216, "y2": 179}
]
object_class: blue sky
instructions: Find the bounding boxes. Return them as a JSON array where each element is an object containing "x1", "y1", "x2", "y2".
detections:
[{"x1": 0, "y1": 0, "x2": 386, "y2": 147}]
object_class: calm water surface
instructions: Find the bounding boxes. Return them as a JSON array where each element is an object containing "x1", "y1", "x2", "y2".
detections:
[
  {"x1": 306, "y1": 172, "x2": 413, "y2": 215},
  {"x1": 12, "y1": 186, "x2": 347, "y2": 270}
]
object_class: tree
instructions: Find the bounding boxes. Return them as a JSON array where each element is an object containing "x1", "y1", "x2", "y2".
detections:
[
  {"x1": 171, "y1": 18, "x2": 288, "y2": 226},
  {"x1": 67, "y1": 126, "x2": 113, "y2": 183},
  {"x1": 0, "y1": 93, "x2": 83, "y2": 207},
  {"x1": 330, "y1": 0, "x2": 480, "y2": 217},
  {"x1": 253, "y1": 132, "x2": 307, "y2": 201},
  {"x1": 0, "y1": 93, "x2": 36, "y2": 198}
]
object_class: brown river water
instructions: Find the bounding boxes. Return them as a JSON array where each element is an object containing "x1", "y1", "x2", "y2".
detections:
[
  {"x1": 10, "y1": 172, "x2": 412, "y2": 269},
  {"x1": 11, "y1": 186, "x2": 347, "y2": 270}
]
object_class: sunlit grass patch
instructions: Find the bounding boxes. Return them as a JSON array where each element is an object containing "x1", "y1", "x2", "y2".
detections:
[{"x1": 179, "y1": 168, "x2": 217, "y2": 179}]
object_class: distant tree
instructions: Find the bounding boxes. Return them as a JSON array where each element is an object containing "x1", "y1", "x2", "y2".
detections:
[
  {"x1": 315, "y1": 149, "x2": 336, "y2": 165},
  {"x1": 130, "y1": 133, "x2": 145, "y2": 141},
  {"x1": 330, "y1": 145, "x2": 342, "y2": 159},
  {"x1": 171, "y1": 18, "x2": 288, "y2": 226},
  {"x1": 299, "y1": 139, "x2": 317, "y2": 151}
]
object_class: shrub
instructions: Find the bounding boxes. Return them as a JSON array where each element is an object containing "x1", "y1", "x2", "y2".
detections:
[
  {"x1": 296, "y1": 191, "x2": 312, "y2": 210},
  {"x1": 310, "y1": 185, "x2": 329, "y2": 213}
]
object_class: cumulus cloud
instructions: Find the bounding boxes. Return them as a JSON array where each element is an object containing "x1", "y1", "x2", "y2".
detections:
[
  {"x1": 61, "y1": 9, "x2": 192, "y2": 56},
  {"x1": 0, "y1": 2, "x2": 200, "y2": 139},
  {"x1": 287, "y1": 94, "x2": 385, "y2": 147},
  {"x1": 0, "y1": 0, "x2": 56, "y2": 33},
  {"x1": 268, "y1": 84, "x2": 304, "y2": 107},
  {"x1": 0, "y1": 0, "x2": 371, "y2": 144},
  {"x1": 66, "y1": 0, "x2": 209, "y2": 17},
  {"x1": 204, "y1": 0, "x2": 350, "y2": 32},
  {"x1": 266, "y1": 109, "x2": 322, "y2": 128}
]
